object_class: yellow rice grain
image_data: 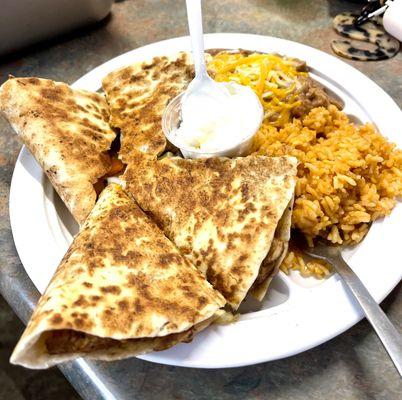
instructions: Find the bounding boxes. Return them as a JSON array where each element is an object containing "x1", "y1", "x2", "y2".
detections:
[{"x1": 253, "y1": 105, "x2": 402, "y2": 278}]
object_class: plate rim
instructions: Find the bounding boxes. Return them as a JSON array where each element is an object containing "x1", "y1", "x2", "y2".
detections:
[{"x1": 9, "y1": 33, "x2": 402, "y2": 368}]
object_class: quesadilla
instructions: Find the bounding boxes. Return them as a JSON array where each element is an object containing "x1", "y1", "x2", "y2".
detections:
[
  {"x1": 123, "y1": 155, "x2": 297, "y2": 308},
  {"x1": 102, "y1": 52, "x2": 212, "y2": 162},
  {"x1": 11, "y1": 184, "x2": 225, "y2": 369},
  {"x1": 0, "y1": 77, "x2": 117, "y2": 224}
]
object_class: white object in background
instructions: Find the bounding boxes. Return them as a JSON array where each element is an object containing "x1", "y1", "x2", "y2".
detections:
[
  {"x1": 0, "y1": 0, "x2": 113, "y2": 56},
  {"x1": 383, "y1": 0, "x2": 402, "y2": 41}
]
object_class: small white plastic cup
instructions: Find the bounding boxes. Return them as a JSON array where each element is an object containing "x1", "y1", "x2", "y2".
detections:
[{"x1": 162, "y1": 92, "x2": 262, "y2": 159}]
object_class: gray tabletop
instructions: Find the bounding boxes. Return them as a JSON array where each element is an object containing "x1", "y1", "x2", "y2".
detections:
[{"x1": 0, "y1": 1, "x2": 401, "y2": 399}]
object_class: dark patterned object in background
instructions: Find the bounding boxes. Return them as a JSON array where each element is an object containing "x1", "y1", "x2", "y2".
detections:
[
  {"x1": 0, "y1": 1, "x2": 401, "y2": 399},
  {"x1": 332, "y1": 13, "x2": 400, "y2": 60}
]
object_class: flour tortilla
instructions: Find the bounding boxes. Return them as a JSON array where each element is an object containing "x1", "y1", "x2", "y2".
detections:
[
  {"x1": 102, "y1": 52, "x2": 212, "y2": 162},
  {"x1": 248, "y1": 198, "x2": 293, "y2": 301},
  {"x1": 11, "y1": 184, "x2": 225, "y2": 369},
  {"x1": 123, "y1": 155, "x2": 297, "y2": 309},
  {"x1": 0, "y1": 77, "x2": 116, "y2": 224}
]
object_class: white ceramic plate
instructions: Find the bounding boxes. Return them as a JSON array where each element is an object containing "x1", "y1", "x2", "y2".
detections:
[{"x1": 9, "y1": 34, "x2": 402, "y2": 368}]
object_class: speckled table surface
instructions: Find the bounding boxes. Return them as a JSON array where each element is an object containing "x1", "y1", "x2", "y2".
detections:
[{"x1": 0, "y1": 1, "x2": 401, "y2": 399}]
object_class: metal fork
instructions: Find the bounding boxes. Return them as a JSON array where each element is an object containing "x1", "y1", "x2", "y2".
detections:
[{"x1": 293, "y1": 231, "x2": 402, "y2": 377}]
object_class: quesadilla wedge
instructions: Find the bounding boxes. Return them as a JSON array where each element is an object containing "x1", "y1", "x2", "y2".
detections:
[
  {"x1": 11, "y1": 184, "x2": 225, "y2": 369},
  {"x1": 102, "y1": 52, "x2": 212, "y2": 162},
  {"x1": 0, "y1": 77, "x2": 117, "y2": 224},
  {"x1": 123, "y1": 155, "x2": 297, "y2": 309}
]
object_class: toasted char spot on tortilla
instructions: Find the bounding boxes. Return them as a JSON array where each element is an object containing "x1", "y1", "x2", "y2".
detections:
[
  {"x1": 100, "y1": 286, "x2": 121, "y2": 295},
  {"x1": 50, "y1": 314, "x2": 63, "y2": 325},
  {"x1": 72, "y1": 296, "x2": 89, "y2": 308}
]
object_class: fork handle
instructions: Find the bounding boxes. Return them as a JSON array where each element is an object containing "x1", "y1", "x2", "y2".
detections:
[{"x1": 335, "y1": 255, "x2": 402, "y2": 376}]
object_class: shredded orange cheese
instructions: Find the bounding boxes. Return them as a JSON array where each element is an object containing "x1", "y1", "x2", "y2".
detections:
[{"x1": 208, "y1": 52, "x2": 308, "y2": 127}]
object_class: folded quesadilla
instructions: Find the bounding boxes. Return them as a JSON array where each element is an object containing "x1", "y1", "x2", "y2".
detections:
[
  {"x1": 123, "y1": 155, "x2": 297, "y2": 308},
  {"x1": 0, "y1": 77, "x2": 117, "y2": 224},
  {"x1": 11, "y1": 184, "x2": 225, "y2": 369},
  {"x1": 102, "y1": 52, "x2": 211, "y2": 162}
]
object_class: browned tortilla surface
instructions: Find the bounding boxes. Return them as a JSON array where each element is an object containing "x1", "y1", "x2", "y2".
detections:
[
  {"x1": 102, "y1": 52, "x2": 200, "y2": 162},
  {"x1": 124, "y1": 155, "x2": 297, "y2": 308},
  {"x1": 0, "y1": 77, "x2": 116, "y2": 224},
  {"x1": 10, "y1": 184, "x2": 225, "y2": 369}
]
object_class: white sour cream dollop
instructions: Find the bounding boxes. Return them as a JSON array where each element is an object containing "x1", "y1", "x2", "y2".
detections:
[{"x1": 171, "y1": 82, "x2": 263, "y2": 153}]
